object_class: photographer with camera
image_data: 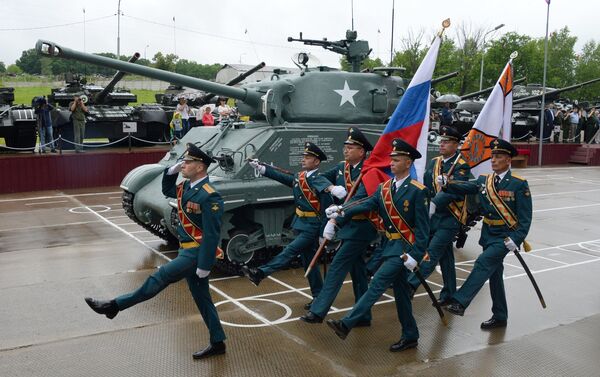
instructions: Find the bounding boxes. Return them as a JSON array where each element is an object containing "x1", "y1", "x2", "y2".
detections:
[{"x1": 69, "y1": 95, "x2": 88, "y2": 153}]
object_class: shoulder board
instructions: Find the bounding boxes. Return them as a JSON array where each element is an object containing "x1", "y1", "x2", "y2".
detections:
[
  {"x1": 480, "y1": 173, "x2": 489, "y2": 177},
  {"x1": 410, "y1": 180, "x2": 426, "y2": 190},
  {"x1": 458, "y1": 158, "x2": 466, "y2": 164},
  {"x1": 511, "y1": 174, "x2": 526, "y2": 181},
  {"x1": 202, "y1": 183, "x2": 216, "y2": 194}
]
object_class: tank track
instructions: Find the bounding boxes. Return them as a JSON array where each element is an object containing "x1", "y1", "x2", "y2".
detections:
[{"x1": 122, "y1": 191, "x2": 178, "y2": 245}]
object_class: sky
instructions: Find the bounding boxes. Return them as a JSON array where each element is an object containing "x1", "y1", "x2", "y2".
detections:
[{"x1": 1, "y1": 0, "x2": 597, "y2": 69}]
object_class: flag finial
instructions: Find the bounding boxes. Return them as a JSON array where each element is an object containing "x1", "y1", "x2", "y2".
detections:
[
  {"x1": 438, "y1": 19, "x2": 451, "y2": 37},
  {"x1": 510, "y1": 51, "x2": 518, "y2": 60}
]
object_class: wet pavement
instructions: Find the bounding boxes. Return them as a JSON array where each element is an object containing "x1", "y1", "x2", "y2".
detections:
[{"x1": 1, "y1": 166, "x2": 599, "y2": 377}]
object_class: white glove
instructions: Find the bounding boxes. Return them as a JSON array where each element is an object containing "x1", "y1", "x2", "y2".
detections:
[
  {"x1": 330, "y1": 185, "x2": 347, "y2": 200},
  {"x1": 167, "y1": 161, "x2": 184, "y2": 175},
  {"x1": 323, "y1": 220, "x2": 336, "y2": 240},
  {"x1": 504, "y1": 237, "x2": 518, "y2": 252},
  {"x1": 435, "y1": 175, "x2": 447, "y2": 186},
  {"x1": 325, "y1": 205, "x2": 344, "y2": 219},
  {"x1": 196, "y1": 268, "x2": 210, "y2": 278},
  {"x1": 429, "y1": 202, "x2": 437, "y2": 219},
  {"x1": 249, "y1": 159, "x2": 265, "y2": 174},
  {"x1": 403, "y1": 254, "x2": 418, "y2": 271}
]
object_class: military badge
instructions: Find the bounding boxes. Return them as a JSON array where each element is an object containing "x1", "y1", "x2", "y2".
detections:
[{"x1": 211, "y1": 203, "x2": 220, "y2": 212}]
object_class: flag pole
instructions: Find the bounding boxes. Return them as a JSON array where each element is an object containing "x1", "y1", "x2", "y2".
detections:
[{"x1": 538, "y1": 1, "x2": 551, "y2": 166}]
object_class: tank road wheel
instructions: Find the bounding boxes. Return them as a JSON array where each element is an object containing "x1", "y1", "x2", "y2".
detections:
[
  {"x1": 216, "y1": 228, "x2": 266, "y2": 275},
  {"x1": 226, "y1": 233, "x2": 254, "y2": 265}
]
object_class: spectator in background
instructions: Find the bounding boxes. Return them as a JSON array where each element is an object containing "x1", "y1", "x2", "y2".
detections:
[
  {"x1": 217, "y1": 97, "x2": 232, "y2": 123},
  {"x1": 553, "y1": 109, "x2": 564, "y2": 143},
  {"x1": 542, "y1": 104, "x2": 554, "y2": 142},
  {"x1": 440, "y1": 102, "x2": 453, "y2": 127},
  {"x1": 201, "y1": 106, "x2": 215, "y2": 126},
  {"x1": 69, "y1": 95, "x2": 88, "y2": 153},
  {"x1": 568, "y1": 107, "x2": 580, "y2": 143},
  {"x1": 34, "y1": 97, "x2": 56, "y2": 153},
  {"x1": 169, "y1": 111, "x2": 183, "y2": 143},
  {"x1": 176, "y1": 97, "x2": 191, "y2": 135},
  {"x1": 584, "y1": 108, "x2": 599, "y2": 143}
]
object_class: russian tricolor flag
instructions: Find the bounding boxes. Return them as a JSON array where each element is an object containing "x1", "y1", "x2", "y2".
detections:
[{"x1": 362, "y1": 35, "x2": 442, "y2": 195}]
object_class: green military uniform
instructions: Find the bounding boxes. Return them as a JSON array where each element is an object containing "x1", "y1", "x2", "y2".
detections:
[
  {"x1": 446, "y1": 140, "x2": 532, "y2": 322},
  {"x1": 307, "y1": 159, "x2": 377, "y2": 321},
  {"x1": 254, "y1": 143, "x2": 332, "y2": 299},
  {"x1": 407, "y1": 151, "x2": 470, "y2": 302},
  {"x1": 114, "y1": 171, "x2": 226, "y2": 344},
  {"x1": 339, "y1": 176, "x2": 429, "y2": 341}
]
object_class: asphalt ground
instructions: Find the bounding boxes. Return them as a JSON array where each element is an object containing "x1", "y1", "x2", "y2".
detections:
[{"x1": 0, "y1": 166, "x2": 599, "y2": 376}]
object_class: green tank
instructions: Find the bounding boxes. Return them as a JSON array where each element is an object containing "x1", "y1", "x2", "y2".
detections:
[{"x1": 36, "y1": 32, "x2": 454, "y2": 274}]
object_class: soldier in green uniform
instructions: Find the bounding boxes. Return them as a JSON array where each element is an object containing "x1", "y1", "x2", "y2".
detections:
[
  {"x1": 84, "y1": 143, "x2": 227, "y2": 359},
  {"x1": 300, "y1": 127, "x2": 378, "y2": 325},
  {"x1": 325, "y1": 138, "x2": 429, "y2": 352},
  {"x1": 407, "y1": 126, "x2": 470, "y2": 306},
  {"x1": 444, "y1": 139, "x2": 532, "y2": 330},
  {"x1": 243, "y1": 142, "x2": 335, "y2": 308}
]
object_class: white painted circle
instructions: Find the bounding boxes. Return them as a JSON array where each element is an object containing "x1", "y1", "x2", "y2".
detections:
[
  {"x1": 214, "y1": 297, "x2": 292, "y2": 328},
  {"x1": 69, "y1": 205, "x2": 111, "y2": 214}
]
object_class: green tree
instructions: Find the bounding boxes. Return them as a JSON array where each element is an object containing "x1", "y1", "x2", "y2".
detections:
[
  {"x1": 0, "y1": 61, "x2": 5, "y2": 73},
  {"x1": 573, "y1": 41, "x2": 600, "y2": 99},
  {"x1": 15, "y1": 49, "x2": 42, "y2": 74},
  {"x1": 153, "y1": 52, "x2": 178, "y2": 71},
  {"x1": 6, "y1": 64, "x2": 23, "y2": 75}
]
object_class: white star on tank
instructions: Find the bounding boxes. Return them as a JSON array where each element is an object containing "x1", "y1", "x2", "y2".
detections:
[{"x1": 334, "y1": 80, "x2": 359, "y2": 107}]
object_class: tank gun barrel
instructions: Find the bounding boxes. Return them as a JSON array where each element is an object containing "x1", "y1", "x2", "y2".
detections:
[
  {"x1": 460, "y1": 77, "x2": 527, "y2": 100},
  {"x1": 35, "y1": 40, "x2": 262, "y2": 106},
  {"x1": 513, "y1": 77, "x2": 600, "y2": 105},
  {"x1": 431, "y1": 71, "x2": 459, "y2": 86},
  {"x1": 95, "y1": 52, "x2": 140, "y2": 104},
  {"x1": 201, "y1": 61, "x2": 266, "y2": 103}
]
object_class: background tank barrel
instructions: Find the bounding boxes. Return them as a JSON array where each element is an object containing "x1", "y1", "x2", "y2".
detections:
[
  {"x1": 201, "y1": 61, "x2": 266, "y2": 103},
  {"x1": 36, "y1": 40, "x2": 262, "y2": 106},
  {"x1": 513, "y1": 77, "x2": 600, "y2": 104},
  {"x1": 460, "y1": 77, "x2": 527, "y2": 100},
  {"x1": 94, "y1": 52, "x2": 140, "y2": 104},
  {"x1": 431, "y1": 71, "x2": 459, "y2": 86}
]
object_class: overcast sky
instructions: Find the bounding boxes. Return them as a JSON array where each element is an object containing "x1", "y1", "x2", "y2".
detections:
[{"x1": 1, "y1": 0, "x2": 597, "y2": 69}]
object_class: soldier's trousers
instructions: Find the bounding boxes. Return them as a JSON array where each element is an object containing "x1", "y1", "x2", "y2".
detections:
[
  {"x1": 309, "y1": 239, "x2": 371, "y2": 321},
  {"x1": 342, "y1": 256, "x2": 418, "y2": 341},
  {"x1": 452, "y1": 241, "x2": 509, "y2": 321},
  {"x1": 259, "y1": 230, "x2": 323, "y2": 298},
  {"x1": 407, "y1": 227, "x2": 457, "y2": 301},
  {"x1": 115, "y1": 250, "x2": 226, "y2": 344}
]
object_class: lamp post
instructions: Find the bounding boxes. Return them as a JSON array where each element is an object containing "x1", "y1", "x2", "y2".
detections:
[
  {"x1": 144, "y1": 44, "x2": 149, "y2": 60},
  {"x1": 479, "y1": 23, "x2": 505, "y2": 90},
  {"x1": 83, "y1": 8, "x2": 86, "y2": 52},
  {"x1": 117, "y1": 0, "x2": 122, "y2": 59}
]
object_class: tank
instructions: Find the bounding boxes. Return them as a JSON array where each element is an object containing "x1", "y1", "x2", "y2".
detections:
[
  {"x1": 0, "y1": 87, "x2": 37, "y2": 150},
  {"x1": 46, "y1": 53, "x2": 171, "y2": 147},
  {"x1": 36, "y1": 33, "x2": 456, "y2": 274}
]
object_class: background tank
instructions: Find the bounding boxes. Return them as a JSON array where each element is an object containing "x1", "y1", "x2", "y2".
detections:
[
  {"x1": 46, "y1": 53, "x2": 171, "y2": 147},
  {"x1": 36, "y1": 34, "x2": 452, "y2": 274},
  {"x1": 0, "y1": 87, "x2": 37, "y2": 150}
]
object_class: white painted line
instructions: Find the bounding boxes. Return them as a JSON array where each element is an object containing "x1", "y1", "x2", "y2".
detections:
[
  {"x1": 104, "y1": 215, "x2": 128, "y2": 220},
  {"x1": 108, "y1": 196, "x2": 122, "y2": 200},
  {"x1": 534, "y1": 203, "x2": 600, "y2": 213},
  {"x1": 24, "y1": 200, "x2": 69, "y2": 206},
  {"x1": 0, "y1": 191, "x2": 122, "y2": 203},
  {"x1": 266, "y1": 275, "x2": 322, "y2": 303},
  {"x1": 522, "y1": 252, "x2": 569, "y2": 265},
  {"x1": 129, "y1": 230, "x2": 151, "y2": 234},
  {"x1": 503, "y1": 261, "x2": 525, "y2": 270},
  {"x1": 0, "y1": 220, "x2": 103, "y2": 232},
  {"x1": 535, "y1": 189, "x2": 600, "y2": 198},
  {"x1": 425, "y1": 280, "x2": 444, "y2": 288}
]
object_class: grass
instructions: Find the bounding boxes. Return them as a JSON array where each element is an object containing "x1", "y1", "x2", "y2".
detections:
[{"x1": 9, "y1": 87, "x2": 160, "y2": 106}]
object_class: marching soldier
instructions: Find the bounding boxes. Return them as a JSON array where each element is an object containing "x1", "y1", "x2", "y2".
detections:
[
  {"x1": 300, "y1": 127, "x2": 378, "y2": 325},
  {"x1": 325, "y1": 138, "x2": 429, "y2": 352},
  {"x1": 84, "y1": 143, "x2": 227, "y2": 359},
  {"x1": 243, "y1": 142, "x2": 336, "y2": 308},
  {"x1": 443, "y1": 139, "x2": 532, "y2": 329},
  {"x1": 407, "y1": 126, "x2": 470, "y2": 305}
]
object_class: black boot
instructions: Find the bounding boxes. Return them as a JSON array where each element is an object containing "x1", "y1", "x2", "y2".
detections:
[
  {"x1": 326, "y1": 319, "x2": 350, "y2": 340},
  {"x1": 241, "y1": 266, "x2": 264, "y2": 286},
  {"x1": 389, "y1": 338, "x2": 418, "y2": 352},
  {"x1": 434, "y1": 298, "x2": 452, "y2": 307},
  {"x1": 303, "y1": 299, "x2": 313, "y2": 310},
  {"x1": 445, "y1": 302, "x2": 465, "y2": 316},
  {"x1": 192, "y1": 342, "x2": 226, "y2": 360},
  {"x1": 84, "y1": 297, "x2": 119, "y2": 319},
  {"x1": 480, "y1": 317, "x2": 507, "y2": 330},
  {"x1": 300, "y1": 311, "x2": 323, "y2": 324}
]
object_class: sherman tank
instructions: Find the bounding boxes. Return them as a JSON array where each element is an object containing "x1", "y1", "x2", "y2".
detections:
[
  {"x1": 36, "y1": 31, "x2": 457, "y2": 274},
  {"x1": 46, "y1": 53, "x2": 171, "y2": 147},
  {"x1": 0, "y1": 87, "x2": 37, "y2": 150}
]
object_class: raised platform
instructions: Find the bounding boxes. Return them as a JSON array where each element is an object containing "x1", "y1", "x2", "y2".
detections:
[
  {"x1": 512, "y1": 142, "x2": 582, "y2": 166},
  {"x1": 0, "y1": 146, "x2": 169, "y2": 194}
]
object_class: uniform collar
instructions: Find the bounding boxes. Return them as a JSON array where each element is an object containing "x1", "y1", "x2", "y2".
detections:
[
  {"x1": 442, "y1": 152, "x2": 458, "y2": 164},
  {"x1": 189, "y1": 175, "x2": 208, "y2": 189},
  {"x1": 494, "y1": 169, "x2": 509, "y2": 181},
  {"x1": 306, "y1": 168, "x2": 318, "y2": 177},
  {"x1": 393, "y1": 174, "x2": 410, "y2": 189}
]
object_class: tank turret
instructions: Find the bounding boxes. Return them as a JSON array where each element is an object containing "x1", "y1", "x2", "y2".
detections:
[{"x1": 94, "y1": 52, "x2": 140, "y2": 104}]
